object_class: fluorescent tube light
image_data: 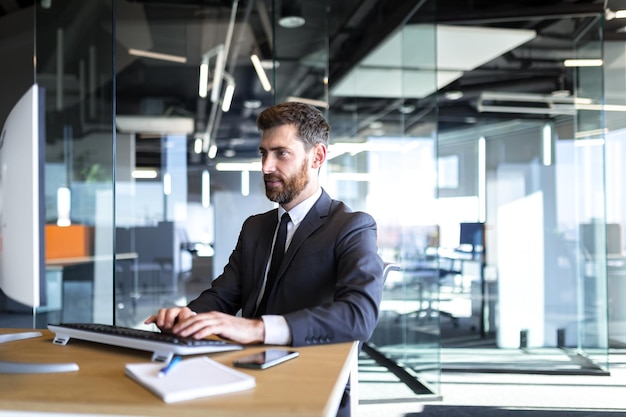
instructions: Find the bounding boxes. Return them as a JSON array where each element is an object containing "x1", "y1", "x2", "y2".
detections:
[
  {"x1": 128, "y1": 48, "x2": 187, "y2": 64},
  {"x1": 616, "y1": 10, "x2": 626, "y2": 18},
  {"x1": 542, "y1": 124, "x2": 552, "y2": 166},
  {"x1": 221, "y1": 72, "x2": 236, "y2": 112},
  {"x1": 163, "y1": 173, "x2": 172, "y2": 195},
  {"x1": 216, "y1": 162, "x2": 262, "y2": 171},
  {"x1": 250, "y1": 54, "x2": 272, "y2": 92},
  {"x1": 199, "y1": 57, "x2": 209, "y2": 98},
  {"x1": 202, "y1": 170, "x2": 211, "y2": 208},
  {"x1": 194, "y1": 137, "x2": 203, "y2": 154},
  {"x1": 132, "y1": 169, "x2": 158, "y2": 179},
  {"x1": 563, "y1": 59, "x2": 603, "y2": 67},
  {"x1": 57, "y1": 187, "x2": 71, "y2": 227},
  {"x1": 208, "y1": 143, "x2": 218, "y2": 159},
  {"x1": 222, "y1": 83, "x2": 235, "y2": 112}
]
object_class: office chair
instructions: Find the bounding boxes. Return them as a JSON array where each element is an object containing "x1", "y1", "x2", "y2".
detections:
[
  {"x1": 361, "y1": 262, "x2": 435, "y2": 396},
  {"x1": 394, "y1": 257, "x2": 461, "y2": 327}
]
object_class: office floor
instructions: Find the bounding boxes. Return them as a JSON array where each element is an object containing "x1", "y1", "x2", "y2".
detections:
[{"x1": 357, "y1": 348, "x2": 626, "y2": 417}]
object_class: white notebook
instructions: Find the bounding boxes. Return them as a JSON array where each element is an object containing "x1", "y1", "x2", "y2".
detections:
[{"x1": 125, "y1": 356, "x2": 256, "y2": 403}]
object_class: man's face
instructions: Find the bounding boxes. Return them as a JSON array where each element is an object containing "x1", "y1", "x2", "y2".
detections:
[{"x1": 259, "y1": 124, "x2": 317, "y2": 209}]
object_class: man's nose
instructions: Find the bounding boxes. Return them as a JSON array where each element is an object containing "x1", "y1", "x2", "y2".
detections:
[{"x1": 262, "y1": 156, "x2": 275, "y2": 173}]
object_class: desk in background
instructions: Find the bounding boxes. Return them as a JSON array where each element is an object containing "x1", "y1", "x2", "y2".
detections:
[{"x1": 0, "y1": 329, "x2": 357, "y2": 417}]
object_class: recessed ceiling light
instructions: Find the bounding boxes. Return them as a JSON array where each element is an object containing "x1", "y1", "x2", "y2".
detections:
[
  {"x1": 278, "y1": 0, "x2": 305, "y2": 28},
  {"x1": 445, "y1": 91, "x2": 464, "y2": 100},
  {"x1": 399, "y1": 104, "x2": 415, "y2": 114}
]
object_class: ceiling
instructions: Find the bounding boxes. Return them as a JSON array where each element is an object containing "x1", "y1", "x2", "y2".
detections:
[{"x1": 3, "y1": 0, "x2": 626, "y2": 168}]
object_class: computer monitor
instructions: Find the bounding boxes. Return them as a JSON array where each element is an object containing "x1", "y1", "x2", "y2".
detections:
[
  {"x1": 0, "y1": 83, "x2": 45, "y2": 308},
  {"x1": 0, "y1": 83, "x2": 77, "y2": 373},
  {"x1": 459, "y1": 222, "x2": 484, "y2": 253}
]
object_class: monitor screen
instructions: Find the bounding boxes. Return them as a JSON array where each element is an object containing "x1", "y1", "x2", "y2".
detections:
[
  {"x1": 0, "y1": 83, "x2": 45, "y2": 308},
  {"x1": 459, "y1": 222, "x2": 484, "y2": 252}
]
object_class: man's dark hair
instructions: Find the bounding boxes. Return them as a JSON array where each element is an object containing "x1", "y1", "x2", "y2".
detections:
[{"x1": 256, "y1": 102, "x2": 330, "y2": 150}]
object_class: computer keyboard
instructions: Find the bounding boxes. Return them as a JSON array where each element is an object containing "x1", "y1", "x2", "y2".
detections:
[{"x1": 48, "y1": 323, "x2": 242, "y2": 363}]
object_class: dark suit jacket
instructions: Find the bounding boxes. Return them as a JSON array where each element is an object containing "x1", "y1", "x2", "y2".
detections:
[{"x1": 187, "y1": 189, "x2": 385, "y2": 347}]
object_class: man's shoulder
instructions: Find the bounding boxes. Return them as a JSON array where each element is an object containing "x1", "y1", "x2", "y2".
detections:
[
  {"x1": 327, "y1": 199, "x2": 376, "y2": 226},
  {"x1": 241, "y1": 209, "x2": 277, "y2": 228}
]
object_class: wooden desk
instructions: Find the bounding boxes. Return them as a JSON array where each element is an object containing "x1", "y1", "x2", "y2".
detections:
[{"x1": 0, "y1": 329, "x2": 358, "y2": 417}]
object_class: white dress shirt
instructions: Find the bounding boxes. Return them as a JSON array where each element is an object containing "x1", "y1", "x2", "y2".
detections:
[{"x1": 262, "y1": 187, "x2": 322, "y2": 345}]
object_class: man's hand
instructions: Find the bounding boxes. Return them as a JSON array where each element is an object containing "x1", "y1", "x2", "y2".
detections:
[{"x1": 145, "y1": 308, "x2": 265, "y2": 345}]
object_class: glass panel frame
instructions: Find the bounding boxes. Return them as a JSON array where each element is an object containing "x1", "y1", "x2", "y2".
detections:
[{"x1": 327, "y1": 0, "x2": 442, "y2": 400}]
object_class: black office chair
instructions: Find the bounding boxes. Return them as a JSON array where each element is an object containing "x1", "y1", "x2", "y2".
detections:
[{"x1": 390, "y1": 256, "x2": 461, "y2": 327}]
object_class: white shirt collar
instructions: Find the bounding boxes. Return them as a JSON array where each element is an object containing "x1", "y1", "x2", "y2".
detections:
[{"x1": 278, "y1": 187, "x2": 322, "y2": 226}]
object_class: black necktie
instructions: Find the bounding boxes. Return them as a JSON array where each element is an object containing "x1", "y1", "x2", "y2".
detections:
[{"x1": 256, "y1": 213, "x2": 290, "y2": 316}]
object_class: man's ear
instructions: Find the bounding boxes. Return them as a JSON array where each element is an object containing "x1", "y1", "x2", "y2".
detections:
[{"x1": 311, "y1": 143, "x2": 327, "y2": 169}]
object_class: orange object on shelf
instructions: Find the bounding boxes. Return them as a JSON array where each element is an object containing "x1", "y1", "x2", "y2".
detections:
[{"x1": 45, "y1": 224, "x2": 94, "y2": 261}]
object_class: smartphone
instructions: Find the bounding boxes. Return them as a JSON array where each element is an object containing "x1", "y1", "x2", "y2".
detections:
[{"x1": 233, "y1": 349, "x2": 299, "y2": 369}]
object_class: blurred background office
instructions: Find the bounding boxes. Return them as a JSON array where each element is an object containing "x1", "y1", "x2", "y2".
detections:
[{"x1": 1, "y1": 0, "x2": 626, "y2": 404}]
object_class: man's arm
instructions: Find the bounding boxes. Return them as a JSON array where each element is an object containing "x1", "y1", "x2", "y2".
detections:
[{"x1": 284, "y1": 210, "x2": 384, "y2": 346}]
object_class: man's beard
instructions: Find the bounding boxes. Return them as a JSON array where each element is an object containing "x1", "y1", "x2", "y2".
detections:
[{"x1": 264, "y1": 157, "x2": 309, "y2": 205}]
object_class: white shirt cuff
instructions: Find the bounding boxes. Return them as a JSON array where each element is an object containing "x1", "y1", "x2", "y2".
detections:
[{"x1": 261, "y1": 315, "x2": 292, "y2": 345}]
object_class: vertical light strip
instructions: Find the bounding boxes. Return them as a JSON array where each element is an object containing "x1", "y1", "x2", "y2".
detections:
[
  {"x1": 199, "y1": 57, "x2": 209, "y2": 98},
  {"x1": 202, "y1": 170, "x2": 211, "y2": 208},
  {"x1": 542, "y1": 124, "x2": 552, "y2": 166},
  {"x1": 478, "y1": 136, "x2": 486, "y2": 223},
  {"x1": 250, "y1": 54, "x2": 272, "y2": 92},
  {"x1": 208, "y1": 142, "x2": 218, "y2": 159},
  {"x1": 194, "y1": 137, "x2": 203, "y2": 154},
  {"x1": 57, "y1": 187, "x2": 71, "y2": 227},
  {"x1": 163, "y1": 172, "x2": 172, "y2": 196},
  {"x1": 241, "y1": 170, "x2": 250, "y2": 196},
  {"x1": 221, "y1": 83, "x2": 235, "y2": 112}
]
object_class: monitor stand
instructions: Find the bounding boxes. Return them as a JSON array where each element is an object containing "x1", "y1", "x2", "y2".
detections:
[{"x1": 0, "y1": 331, "x2": 79, "y2": 373}]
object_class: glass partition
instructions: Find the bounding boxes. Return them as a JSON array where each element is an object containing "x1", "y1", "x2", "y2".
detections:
[
  {"x1": 328, "y1": 0, "x2": 441, "y2": 399},
  {"x1": 437, "y1": 12, "x2": 609, "y2": 373},
  {"x1": 36, "y1": 1, "x2": 115, "y2": 327}
]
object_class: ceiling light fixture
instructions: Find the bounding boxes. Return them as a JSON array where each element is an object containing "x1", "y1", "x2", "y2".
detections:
[
  {"x1": 278, "y1": 0, "x2": 305, "y2": 28},
  {"x1": 250, "y1": 54, "x2": 272, "y2": 91},
  {"x1": 132, "y1": 169, "x2": 159, "y2": 179},
  {"x1": 444, "y1": 91, "x2": 463, "y2": 100},
  {"x1": 215, "y1": 162, "x2": 262, "y2": 172},
  {"x1": 208, "y1": 142, "x2": 218, "y2": 159},
  {"x1": 198, "y1": 44, "x2": 225, "y2": 98},
  {"x1": 199, "y1": 56, "x2": 209, "y2": 98},
  {"x1": 606, "y1": 9, "x2": 626, "y2": 20},
  {"x1": 221, "y1": 72, "x2": 236, "y2": 112},
  {"x1": 563, "y1": 59, "x2": 603, "y2": 67},
  {"x1": 128, "y1": 48, "x2": 187, "y2": 64}
]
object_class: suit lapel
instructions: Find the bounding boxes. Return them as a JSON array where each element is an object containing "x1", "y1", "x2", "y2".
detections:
[
  {"x1": 276, "y1": 190, "x2": 332, "y2": 278},
  {"x1": 249, "y1": 211, "x2": 279, "y2": 305}
]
